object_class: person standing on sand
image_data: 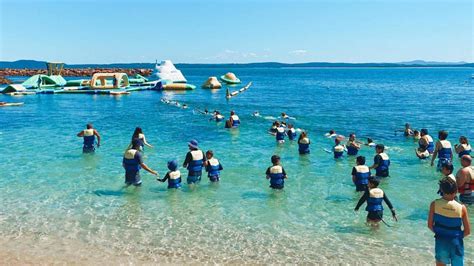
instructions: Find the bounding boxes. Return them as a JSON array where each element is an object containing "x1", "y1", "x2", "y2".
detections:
[
  {"x1": 428, "y1": 177, "x2": 470, "y2": 266},
  {"x1": 123, "y1": 139, "x2": 158, "y2": 186},
  {"x1": 77, "y1": 123, "x2": 101, "y2": 153},
  {"x1": 182, "y1": 140, "x2": 207, "y2": 184}
]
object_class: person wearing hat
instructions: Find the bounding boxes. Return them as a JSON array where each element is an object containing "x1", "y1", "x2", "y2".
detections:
[
  {"x1": 122, "y1": 138, "x2": 158, "y2": 186},
  {"x1": 157, "y1": 160, "x2": 182, "y2": 189},
  {"x1": 182, "y1": 140, "x2": 207, "y2": 184},
  {"x1": 77, "y1": 123, "x2": 101, "y2": 153}
]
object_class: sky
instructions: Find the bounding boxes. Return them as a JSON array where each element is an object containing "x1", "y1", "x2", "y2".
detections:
[{"x1": 0, "y1": 0, "x2": 472, "y2": 64}]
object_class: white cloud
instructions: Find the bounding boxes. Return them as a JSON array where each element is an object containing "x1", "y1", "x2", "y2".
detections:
[{"x1": 289, "y1": 49, "x2": 308, "y2": 55}]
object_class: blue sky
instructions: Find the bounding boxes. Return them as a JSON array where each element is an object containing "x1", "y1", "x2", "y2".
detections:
[{"x1": 0, "y1": 0, "x2": 472, "y2": 63}]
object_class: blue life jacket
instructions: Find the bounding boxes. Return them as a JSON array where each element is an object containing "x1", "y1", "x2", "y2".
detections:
[
  {"x1": 298, "y1": 137, "x2": 310, "y2": 154},
  {"x1": 287, "y1": 128, "x2": 297, "y2": 140},
  {"x1": 123, "y1": 149, "x2": 141, "y2": 172},
  {"x1": 276, "y1": 127, "x2": 286, "y2": 141},
  {"x1": 268, "y1": 165, "x2": 285, "y2": 186},
  {"x1": 458, "y1": 144, "x2": 472, "y2": 158},
  {"x1": 433, "y1": 198, "x2": 463, "y2": 238},
  {"x1": 83, "y1": 129, "x2": 95, "y2": 148},
  {"x1": 167, "y1": 170, "x2": 181, "y2": 188},
  {"x1": 375, "y1": 153, "x2": 390, "y2": 177},
  {"x1": 231, "y1": 115, "x2": 240, "y2": 127},
  {"x1": 420, "y1": 135, "x2": 435, "y2": 153},
  {"x1": 206, "y1": 158, "x2": 222, "y2": 177},
  {"x1": 354, "y1": 165, "x2": 370, "y2": 185},
  {"x1": 438, "y1": 140, "x2": 452, "y2": 162},
  {"x1": 334, "y1": 145, "x2": 345, "y2": 159},
  {"x1": 346, "y1": 141, "x2": 359, "y2": 156},
  {"x1": 366, "y1": 188, "x2": 384, "y2": 212},
  {"x1": 187, "y1": 150, "x2": 204, "y2": 173}
]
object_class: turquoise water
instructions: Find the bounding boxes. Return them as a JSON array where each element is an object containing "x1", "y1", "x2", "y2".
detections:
[{"x1": 1, "y1": 68, "x2": 473, "y2": 263}]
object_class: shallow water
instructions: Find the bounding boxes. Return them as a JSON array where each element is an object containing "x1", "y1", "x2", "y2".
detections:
[{"x1": 1, "y1": 67, "x2": 473, "y2": 264}]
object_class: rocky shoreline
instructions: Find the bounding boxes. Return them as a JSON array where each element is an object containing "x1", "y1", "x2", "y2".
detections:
[{"x1": 0, "y1": 68, "x2": 153, "y2": 84}]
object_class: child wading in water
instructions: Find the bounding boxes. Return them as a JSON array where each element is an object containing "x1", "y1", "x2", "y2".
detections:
[
  {"x1": 354, "y1": 177, "x2": 397, "y2": 226},
  {"x1": 157, "y1": 160, "x2": 182, "y2": 189},
  {"x1": 428, "y1": 177, "x2": 470, "y2": 266},
  {"x1": 266, "y1": 155, "x2": 287, "y2": 189},
  {"x1": 205, "y1": 150, "x2": 223, "y2": 182}
]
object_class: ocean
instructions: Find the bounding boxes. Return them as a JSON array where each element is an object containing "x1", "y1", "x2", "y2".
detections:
[{"x1": 1, "y1": 67, "x2": 473, "y2": 264}]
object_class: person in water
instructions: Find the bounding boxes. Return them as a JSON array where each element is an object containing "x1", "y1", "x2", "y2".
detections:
[
  {"x1": 365, "y1": 138, "x2": 376, "y2": 147},
  {"x1": 229, "y1": 111, "x2": 240, "y2": 128},
  {"x1": 281, "y1": 112, "x2": 289, "y2": 120},
  {"x1": 77, "y1": 123, "x2": 101, "y2": 153},
  {"x1": 157, "y1": 160, "x2": 181, "y2": 189},
  {"x1": 298, "y1": 131, "x2": 310, "y2": 154},
  {"x1": 252, "y1": 111, "x2": 260, "y2": 117},
  {"x1": 370, "y1": 144, "x2": 390, "y2": 178},
  {"x1": 431, "y1": 130, "x2": 453, "y2": 171},
  {"x1": 352, "y1": 156, "x2": 371, "y2": 192},
  {"x1": 354, "y1": 177, "x2": 397, "y2": 225},
  {"x1": 276, "y1": 123, "x2": 286, "y2": 143},
  {"x1": 287, "y1": 124, "x2": 297, "y2": 141},
  {"x1": 128, "y1": 127, "x2": 153, "y2": 151},
  {"x1": 333, "y1": 138, "x2": 345, "y2": 159},
  {"x1": 413, "y1": 130, "x2": 421, "y2": 140},
  {"x1": 269, "y1": 121, "x2": 279, "y2": 135},
  {"x1": 428, "y1": 177, "x2": 470, "y2": 266},
  {"x1": 326, "y1": 129, "x2": 337, "y2": 138},
  {"x1": 346, "y1": 133, "x2": 361, "y2": 156},
  {"x1": 455, "y1": 136, "x2": 471, "y2": 158},
  {"x1": 419, "y1": 128, "x2": 435, "y2": 154},
  {"x1": 266, "y1": 155, "x2": 287, "y2": 190},
  {"x1": 182, "y1": 140, "x2": 207, "y2": 184},
  {"x1": 205, "y1": 150, "x2": 223, "y2": 182},
  {"x1": 211, "y1": 111, "x2": 224, "y2": 122},
  {"x1": 122, "y1": 139, "x2": 158, "y2": 186},
  {"x1": 415, "y1": 147, "x2": 430, "y2": 160},
  {"x1": 456, "y1": 155, "x2": 474, "y2": 205},
  {"x1": 403, "y1": 123, "x2": 414, "y2": 136}
]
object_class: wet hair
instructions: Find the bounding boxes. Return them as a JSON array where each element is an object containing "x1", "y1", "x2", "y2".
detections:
[
  {"x1": 206, "y1": 150, "x2": 214, "y2": 157},
  {"x1": 349, "y1": 133, "x2": 355, "y2": 139},
  {"x1": 413, "y1": 130, "x2": 420, "y2": 135},
  {"x1": 368, "y1": 176, "x2": 380, "y2": 187},
  {"x1": 356, "y1": 156, "x2": 366, "y2": 165},
  {"x1": 335, "y1": 138, "x2": 341, "y2": 145},
  {"x1": 405, "y1": 123, "x2": 410, "y2": 128},
  {"x1": 86, "y1": 123, "x2": 93, "y2": 129},
  {"x1": 230, "y1": 110, "x2": 235, "y2": 115},
  {"x1": 438, "y1": 130, "x2": 448, "y2": 140},
  {"x1": 460, "y1": 136, "x2": 469, "y2": 145},
  {"x1": 439, "y1": 177, "x2": 457, "y2": 195},
  {"x1": 367, "y1": 138, "x2": 373, "y2": 143},
  {"x1": 461, "y1": 155, "x2": 472, "y2": 165},
  {"x1": 329, "y1": 129, "x2": 335, "y2": 135},
  {"x1": 271, "y1": 155, "x2": 281, "y2": 164},
  {"x1": 132, "y1": 127, "x2": 143, "y2": 140},
  {"x1": 442, "y1": 162, "x2": 454, "y2": 174},
  {"x1": 299, "y1": 131, "x2": 307, "y2": 141},
  {"x1": 420, "y1": 128, "x2": 428, "y2": 136},
  {"x1": 375, "y1": 144, "x2": 385, "y2": 152}
]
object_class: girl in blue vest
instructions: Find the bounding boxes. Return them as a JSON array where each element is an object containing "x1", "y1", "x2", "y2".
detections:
[
  {"x1": 298, "y1": 131, "x2": 310, "y2": 154},
  {"x1": 333, "y1": 138, "x2": 345, "y2": 159},
  {"x1": 265, "y1": 155, "x2": 287, "y2": 189},
  {"x1": 275, "y1": 124, "x2": 286, "y2": 143},
  {"x1": 157, "y1": 160, "x2": 181, "y2": 189},
  {"x1": 431, "y1": 130, "x2": 453, "y2": 171},
  {"x1": 205, "y1": 150, "x2": 223, "y2": 182},
  {"x1": 182, "y1": 139, "x2": 207, "y2": 184},
  {"x1": 128, "y1": 127, "x2": 153, "y2": 151},
  {"x1": 122, "y1": 139, "x2": 158, "y2": 186},
  {"x1": 420, "y1": 128, "x2": 435, "y2": 154},
  {"x1": 455, "y1": 136, "x2": 471, "y2": 158},
  {"x1": 229, "y1": 111, "x2": 240, "y2": 127},
  {"x1": 428, "y1": 177, "x2": 470, "y2": 266},
  {"x1": 354, "y1": 177, "x2": 397, "y2": 225},
  {"x1": 346, "y1": 133, "x2": 361, "y2": 156},
  {"x1": 76, "y1": 123, "x2": 101, "y2": 153},
  {"x1": 287, "y1": 124, "x2": 297, "y2": 141},
  {"x1": 352, "y1": 156, "x2": 371, "y2": 192}
]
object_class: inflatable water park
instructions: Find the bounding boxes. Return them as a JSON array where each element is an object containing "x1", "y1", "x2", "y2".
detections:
[{"x1": 1, "y1": 61, "x2": 250, "y2": 97}]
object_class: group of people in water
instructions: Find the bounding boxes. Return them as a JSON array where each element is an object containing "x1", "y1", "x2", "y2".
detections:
[{"x1": 77, "y1": 109, "x2": 473, "y2": 265}]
